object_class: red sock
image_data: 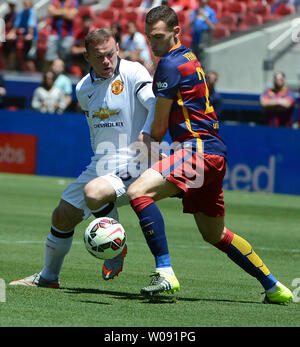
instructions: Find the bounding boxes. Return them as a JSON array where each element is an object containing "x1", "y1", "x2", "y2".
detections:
[
  {"x1": 130, "y1": 196, "x2": 154, "y2": 213},
  {"x1": 214, "y1": 228, "x2": 234, "y2": 252}
]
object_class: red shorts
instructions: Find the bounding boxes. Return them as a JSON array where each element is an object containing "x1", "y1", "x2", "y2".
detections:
[{"x1": 152, "y1": 147, "x2": 226, "y2": 217}]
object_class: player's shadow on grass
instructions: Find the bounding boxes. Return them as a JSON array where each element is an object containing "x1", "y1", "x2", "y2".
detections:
[
  {"x1": 63, "y1": 286, "x2": 144, "y2": 303},
  {"x1": 62, "y1": 287, "x2": 260, "y2": 305}
]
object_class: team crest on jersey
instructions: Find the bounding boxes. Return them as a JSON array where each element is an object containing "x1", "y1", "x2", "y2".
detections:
[{"x1": 111, "y1": 80, "x2": 124, "y2": 95}]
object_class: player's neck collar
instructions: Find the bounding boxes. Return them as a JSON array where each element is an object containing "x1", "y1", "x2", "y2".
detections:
[
  {"x1": 89, "y1": 57, "x2": 121, "y2": 83},
  {"x1": 168, "y1": 41, "x2": 181, "y2": 53}
]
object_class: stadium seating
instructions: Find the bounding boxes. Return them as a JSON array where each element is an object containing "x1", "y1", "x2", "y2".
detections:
[
  {"x1": 77, "y1": 5, "x2": 96, "y2": 19},
  {"x1": 1, "y1": 0, "x2": 298, "y2": 74},
  {"x1": 252, "y1": 3, "x2": 274, "y2": 23},
  {"x1": 227, "y1": 1, "x2": 248, "y2": 15},
  {"x1": 126, "y1": 0, "x2": 143, "y2": 9},
  {"x1": 119, "y1": 10, "x2": 144, "y2": 32},
  {"x1": 97, "y1": 7, "x2": 120, "y2": 23},
  {"x1": 218, "y1": 13, "x2": 239, "y2": 33},
  {"x1": 177, "y1": 10, "x2": 190, "y2": 27},
  {"x1": 213, "y1": 25, "x2": 231, "y2": 40},
  {"x1": 239, "y1": 13, "x2": 263, "y2": 31},
  {"x1": 180, "y1": 33, "x2": 192, "y2": 47},
  {"x1": 273, "y1": 3, "x2": 296, "y2": 17},
  {"x1": 110, "y1": 0, "x2": 126, "y2": 11},
  {"x1": 95, "y1": 17, "x2": 111, "y2": 29},
  {"x1": 210, "y1": 1, "x2": 223, "y2": 19}
]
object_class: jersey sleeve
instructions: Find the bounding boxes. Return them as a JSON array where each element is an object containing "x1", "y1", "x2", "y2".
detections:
[
  {"x1": 75, "y1": 81, "x2": 88, "y2": 112},
  {"x1": 154, "y1": 58, "x2": 181, "y2": 99},
  {"x1": 132, "y1": 62, "x2": 155, "y2": 111}
]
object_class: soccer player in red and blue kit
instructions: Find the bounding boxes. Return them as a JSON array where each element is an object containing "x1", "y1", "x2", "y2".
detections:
[{"x1": 127, "y1": 5, "x2": 292, "y2": 304}]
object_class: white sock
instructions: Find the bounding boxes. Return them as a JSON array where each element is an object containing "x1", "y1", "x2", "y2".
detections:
[
  {"x1": 266, "y1": 281, "x2": 280, "y2": 294},
  {"x1": 40, "y1": 227, "x2": 73, "y2": 281},
  {"x1": 156, "y1": 267, "x2": 175, "y2": 276}
]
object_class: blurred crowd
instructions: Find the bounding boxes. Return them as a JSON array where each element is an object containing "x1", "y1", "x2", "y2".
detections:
[
  {"x1": 0, "y1": 0, "x2": 298, "y2": 125},
  {"x1": 2, "y1": 0, "x2": 299, "y2": 76}
]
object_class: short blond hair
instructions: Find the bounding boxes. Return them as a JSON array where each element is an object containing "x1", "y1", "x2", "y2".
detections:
[{"x1": 84, "y1": 28, "x2": 115, "y2": 52}]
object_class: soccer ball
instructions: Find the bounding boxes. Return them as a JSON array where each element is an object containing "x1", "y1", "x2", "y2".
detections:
[{"x1": 84, "y1": 217, "x2": 126, "y2": 260}]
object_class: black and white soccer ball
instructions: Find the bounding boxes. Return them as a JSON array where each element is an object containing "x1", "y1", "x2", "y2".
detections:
[{"x1": 84, "y1": 217, "x2": 126, "y2": 260}]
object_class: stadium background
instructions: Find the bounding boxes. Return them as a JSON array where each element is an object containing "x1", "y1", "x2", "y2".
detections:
[
  {"x1": 0, "y1": 0, "x2": 300, "y2": 194},
  {"x1": 0, "y1": 1, "x2": 300, "y2": 328}
]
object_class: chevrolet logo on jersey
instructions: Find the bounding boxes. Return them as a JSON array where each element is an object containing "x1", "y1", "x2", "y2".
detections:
[{"x1": 92, "y1": 107, "x2": 120, "y2": 119}]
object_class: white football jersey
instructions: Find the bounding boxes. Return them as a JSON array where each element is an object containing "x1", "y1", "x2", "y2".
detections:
[{"x1": 76, "y1": 59, "x2": 155, "y2": 173}]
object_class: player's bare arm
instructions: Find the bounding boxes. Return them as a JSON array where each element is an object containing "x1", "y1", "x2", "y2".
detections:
[
  {"x1": 260, "y1": 96, "x2": 294, "y2": 111},
  {"x1": 151, "y1": 96, "x2": 173, "y2": 142}
]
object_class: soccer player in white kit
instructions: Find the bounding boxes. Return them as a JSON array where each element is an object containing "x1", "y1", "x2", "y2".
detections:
[{"x1": 9, "y1": 28, "x2": 155, "y2": 288}]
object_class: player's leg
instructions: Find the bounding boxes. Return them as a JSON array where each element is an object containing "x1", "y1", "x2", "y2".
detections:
[
  {"x1": 39, "y1": 199, "x2": 84, "y2": 283},
  {"x1": 194, "y1": 212, "x2": 292, "y2": 304},
  {"x1": 9, "y1": 162, "x2": 118, "y2": 287},
  {"x1": 9, "y1": 199, "x2": 84, "y2": 288},
  {"x1": 128, "y1": 168, "x2": 181, "y2": 294},
  {"x1": 84, "y1": 174, "x2": 132, "y2": 280},
  {"x1": 84, "y1": 176, "x2": 117, "y2": 211}
]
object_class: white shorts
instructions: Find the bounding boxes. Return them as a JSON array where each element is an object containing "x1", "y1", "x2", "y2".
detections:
[{"x1": 61, "y1": 159, "x2": 136, "y2": 220}]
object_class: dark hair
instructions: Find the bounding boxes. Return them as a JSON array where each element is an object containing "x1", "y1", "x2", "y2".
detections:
[
  {"x1": 82, "y1": 14, "x2": 93, "y2": 22},
  {"x1": 41, "y1": 70, "x2": 56, "y2": 89},
  {"x1": 145, "y1": 5, "x2": 178, "y2": 29},
  {"x1": 85, "y1": 28, "x2": 115, "y2": 52}
]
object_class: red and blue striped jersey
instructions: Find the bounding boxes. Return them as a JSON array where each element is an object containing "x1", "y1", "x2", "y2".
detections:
[{"x1": 153, "y1": 42, "x2": 226, "y2": 158}]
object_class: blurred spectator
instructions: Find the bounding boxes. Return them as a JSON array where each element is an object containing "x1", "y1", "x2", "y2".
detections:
[
  {"x1": 121, "y1": 21, "x2": 153, "y2": 73},
  {"x1": 137, "y1": 0, "x2": 163, "y2": 15},
  {"x1": 111, "y1": 22, "x2": 123, "y2": 46},
  {"x1": 189, "y1": 0, "x2": 216, "y2": 67},
  {"x1": 111, "y1": 22, "x2": 126, "y2": 61},
  {"x1": 169, "y1": 0, "x2": 197, "y2": 12},
  {"x1": 5, "y1": 0, "x2": 38, "y2": 72},
  {"x1": 260, "y1": 72, "x2": 296, "y2": 127},
  {"x1": 45, "y1": 0, "x2": 79, "y2": 68},
  {"x1": 207, "y1": 71, "x2": 223, "y2": 117},
  {"x1": 51, "y1": 58, "x2": 73, "y2": 110},
  {"x1": 0, "y1": 72, "x2": 7, "y2": 108},
  {"x1": 71, "y1": 14, "x2": 95, "y2": 77},
  {"x1": 5, "y1": 0, "x2": 17, "y2": 35},
  {"x1": 31, "y1": 70, "x2": 66, "y2": 114}
]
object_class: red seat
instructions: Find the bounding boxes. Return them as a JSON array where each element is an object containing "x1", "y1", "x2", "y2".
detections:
[
  {"x1": 252, "y1": 4, "x2": 271, "y2": 16},
  {"x1": 97, "y1": 8, "x2": 120, "y2": 23},
  {"x1": 252, "y1": 4, "x2": 273, "y2": 23},
  {"x1": 127, "y1": 0, "x2": 143, "y2": 8},
  {"x1": 213, "y1": 25, "x2": 231, "y2": 40},
  {"x1": 78, "y1": 5, "x2": 96, "y2": 19},
  {"x1": 239, "y1": 13, "x2": 263, "y2": 31},
  {"x1": 273, "y1": 3, "x2": 296, "y2": 17},
  {"x1": 227, "y1": 1, "x2": 248, "y2": 14},
  {"x1": 177, "y1": 10, "x2": 189, "y2": 27},
  {"x1": 95, "y1": 17, "x2": 111, "y2": 29},
  {"x1": 210, "y1": 1, "x2": 223, "y2": 16},
  {"x1": 110, "y1": 0, "x2": 126, "y2": 11},
  {"x1": 180, "y1": 33, "x2": 192, "y2": 48},
  {"x1": 219, "y1": 13, "x2": 238, "y2": 33},
  {"x1": 120, "y1": 11, "x2": 144, "y2": 32},
  {"x1": 124, "y1": 10, "x2": 143, "y2": 22}
]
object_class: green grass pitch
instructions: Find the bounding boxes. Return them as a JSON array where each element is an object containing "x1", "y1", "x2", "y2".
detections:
[{"x1": 0, "y1": 172, "x2": 299, "y2": 327}]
